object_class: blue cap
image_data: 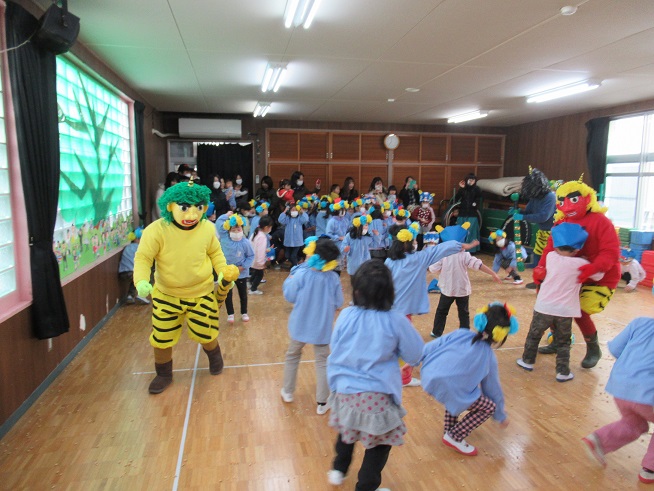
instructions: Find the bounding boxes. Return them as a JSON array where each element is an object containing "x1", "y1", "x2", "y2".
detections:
[
  {"x1": 439, "y1": 224, "x2": 468, "y2": 243},
  {"x1": 551, "y1": 222, "x2": 588, "y2": 250},
  {"x1": 134, "y1": 227, "x2": 143, "y2": 239}
]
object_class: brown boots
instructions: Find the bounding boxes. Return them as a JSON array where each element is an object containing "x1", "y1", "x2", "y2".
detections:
[
  {"x1": 204, "y1": 343, "x2": 224, "y2": 375},
  {"x1": 149, "y1": 360, "x2": 173, "y2": 394}
]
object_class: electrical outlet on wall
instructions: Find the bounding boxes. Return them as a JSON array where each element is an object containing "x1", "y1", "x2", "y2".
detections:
[{"x1": 256, "y1": 175, "x2": 260, "y2": 183}]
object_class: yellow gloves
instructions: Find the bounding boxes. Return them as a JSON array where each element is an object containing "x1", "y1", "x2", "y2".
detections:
[{"x1": 220, "y1": 264, "x2": 240, "y2": 283}]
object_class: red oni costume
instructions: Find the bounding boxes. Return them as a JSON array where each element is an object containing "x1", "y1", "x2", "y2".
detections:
[{"x1": 535, "y1": 178, "x2": 620, "y2": 369}]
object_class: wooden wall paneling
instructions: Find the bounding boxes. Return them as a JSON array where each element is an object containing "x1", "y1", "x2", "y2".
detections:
[
  {"x1": 393, "y1": 135, "x2": 420, "y2": 162},
  {"x1": 392, "y1": 164, "x2": 420, "y2": 189},
  {"x1": 360, "y1": 165, "x2": 389, "y2": 191},
  {"x1": 419, "y1": 165, "x2": 447, "y2": 204},
  {"x1": 298, "y1": 163, "x2": 329, "y2": 192},
  {"x1": 447, "y1": 165, "x2": 477, "y2": 198},
  {"x1": 477, "y1": 136, "x2": 504, "y2": 163},
  {"x1": 421, "y1": 135, "x2": 448, "y2": 162},
  {"x1": 330, "y1": 133, "x2": 360, "y2": 161},
  {"x1": 267, "y1": 163, "x2": 299, "y2": 186},
  {"x1": 360, "y1": 134, "x2": 387, "y2": 162},
  {"x1": 267, "y1": 131, "x2": 299, "y2": 161},
  {"x1": 298, "y1": 132, "x2": 329, "y2": 161},
  {"x1": 450, "y1": 135, "x2": 476, "y2": 163},
  {"x1": 476, "y1": 165, "x2": 503, "y2": 180},
  {"x1": 330, "y1": 164, "x2": 361, "y2": 193}
]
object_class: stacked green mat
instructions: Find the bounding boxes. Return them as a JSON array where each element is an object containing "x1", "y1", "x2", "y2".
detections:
[{"x1": 617, "y1": 227, "x2": 632, "y2": 248}]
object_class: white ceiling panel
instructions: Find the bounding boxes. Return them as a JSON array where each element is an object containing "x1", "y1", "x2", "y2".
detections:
[{"x1": 28, "y1": 0, "x2": 654, "y2": 126}]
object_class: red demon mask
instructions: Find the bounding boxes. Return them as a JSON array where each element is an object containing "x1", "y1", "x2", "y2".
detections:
[{"x1": 556, "y1": 191, "x2": 591, "y2": 219}]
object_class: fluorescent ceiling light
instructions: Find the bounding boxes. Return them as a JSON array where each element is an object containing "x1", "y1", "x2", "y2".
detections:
[
  {"x1": 447, "y1": 110, "x2": 489, "y2": 124},
  {"x1": 261, "y1": 63, "x2": 286, "y2": 93},
  {"x1": 253, "y1": 102, "x2": 271, "y2": 118},
  {"x1": 284, "y1": 0, "x2": 322, "y2": 29},
  {"x1": 526, "y1": 80, "x2": 601, "y2": 103}
]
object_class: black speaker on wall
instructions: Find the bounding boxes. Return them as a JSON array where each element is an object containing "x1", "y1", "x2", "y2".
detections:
[{"x1": 34, "y1": 0, "x2": 80, "y2": 54}]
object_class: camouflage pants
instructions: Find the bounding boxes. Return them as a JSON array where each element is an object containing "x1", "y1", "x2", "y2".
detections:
[{"x1": 522, "y1": 310, "x2": 572, "y2": 375}]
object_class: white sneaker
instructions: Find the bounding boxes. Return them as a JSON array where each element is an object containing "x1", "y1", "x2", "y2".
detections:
[
  {"x1": 556, "y1": 372, "x2": 574, "y2": 382},
  {"x1": 403, "y1": 377, "x2": 421, "y2": 387},
  {"x1": 317, "y1": 403, "x2": 329, "y2": 415},
  {"x1": 442, "y1": 432, "x2": 478, "y2": 456},
  {"x1": 513, "y1": 278, "x2": 524, "y2": 285},
  {"x1": 327, "y1": 469, "x2": 344, "y2": 485},
  {"x1": 582, "y1": 433, "x2": 606, "y2": 467},
  {"x1": 248, "y1": 290, "x2": 263, "y2": 295},
  {"x1": 242, "y1": 314, "x2": 250, "y2": 322},
  {"x1": 227, "y1": 314, "x2": 234, "y2": 323},
  {"x1": 136, "y1": 296, "x2": 150, "y2": 304},
  {"x1": 260, "y1": 279, "x2": 267, "y2": 284},
  {"x1": 516, "y1": 358, "x2": 534, "y2": 371},
  {"x1": 280, "y1": 388, "x2": 293, "y2": 403}
]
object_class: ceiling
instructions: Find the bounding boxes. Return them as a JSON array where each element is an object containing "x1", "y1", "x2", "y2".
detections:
[{"x1": 35, "y1": 0, "x2": 654, "y2": 126}]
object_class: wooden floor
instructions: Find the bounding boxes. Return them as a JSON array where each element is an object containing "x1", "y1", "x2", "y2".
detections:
[{"x1": 1, "y1": 254, "x2": 653, "y2": 490}]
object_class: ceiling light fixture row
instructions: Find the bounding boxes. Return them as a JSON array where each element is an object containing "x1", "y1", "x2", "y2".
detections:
[
  {"x1": 447, "y1": 79, "x2": 602, "y2": 123},
  {"x1": 253, "y1": 102, "x2": 271, "y2": 118}
]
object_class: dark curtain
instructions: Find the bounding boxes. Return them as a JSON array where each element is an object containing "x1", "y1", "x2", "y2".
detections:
[
  {"x1": 6, "y1": 2, "x2": 70, "y2": 338},
  {"x1": 196, "y1": 143, "x2": 253, "y2": 198},
  {"x1": 134, "y1": 101, "x2": 147, "y2": 222},
  {"x1": 585, "y1": 117, "x2": 611, "y2": 191}
]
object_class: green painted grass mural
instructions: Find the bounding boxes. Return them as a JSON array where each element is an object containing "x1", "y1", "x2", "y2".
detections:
[{"x1": 53, "y1": 58, "x2": 134, "y2": 279}]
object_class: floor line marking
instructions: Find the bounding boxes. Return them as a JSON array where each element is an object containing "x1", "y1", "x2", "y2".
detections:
[
  {"x1": 133, "y1": 359, "x2": 315, "y2": 376},
  {"x1": 172, "y1": 344, "x2": 200, "y2": 491}
]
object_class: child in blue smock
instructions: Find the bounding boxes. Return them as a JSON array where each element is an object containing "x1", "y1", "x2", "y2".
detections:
[
  {"x1": 248, "y1": 201, "x2": 269, "y2": 240},
  {"x1": 490, "y1": 229, "x2": 526, "y2": 285},
  {"x1": 315, "y1": 198, "x2": 330, "y2": 237},
  {"x1": 385, "y1": 222, "x2": 470, "y2": 386},
  {"x1": 281, "y1": 238, "x2": 343, "y2": 415},
  {"x1": 278, "y1": 202, "x2": 309, "y2": 267},
  {"x1": 326, "y1": 201, "x2": 350, "y2": 273},
  {"x1": 216, "y1": 213, "x2": 254, "y2": 323},
  {"x1": 582, "y1": 317, "x2": 654, "y2": 484},
  {"x1": 421, "y1": 302, "x2": 517, "y2": 456},
  {"x1": 327, "y1": 260, "x2": 424, "y2": 490},
  {"x1": 342, "y1": 214, "x2": 373, "y2": 275},
  {"x1": 368, "y1": 206, "x2": 389, "y2": 260}
]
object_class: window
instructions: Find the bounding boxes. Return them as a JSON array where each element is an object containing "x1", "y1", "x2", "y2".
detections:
[
  {"x1": 604, "y1": 113, "x2": 654, "y2": 230},
  {"x1": 53, "y1": 58, "x2": 135, "y2": 280},
  {"x1": 0, "y1": 56, "x2": 15, "y2": 298}
]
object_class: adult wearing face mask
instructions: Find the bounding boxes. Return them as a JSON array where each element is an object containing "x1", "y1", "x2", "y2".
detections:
[
  {"x1": 454, "y1": 173, "x2": 482, "y2": 253},
  {"x1": 210, "y1": 174, "x2": 230, "y2": 217},
  {"x1": 177, "y1": 164, "x2": 193, "y2": 180},
  {"x1": 290, "y1": 171, "x2": 320, "y2": 202},
  {"x1": 234, "y1": 174, "x2": 249, "y2": 200},
  {"x1": 368, "y1": 177, "x2": 388, "y2": 206}
]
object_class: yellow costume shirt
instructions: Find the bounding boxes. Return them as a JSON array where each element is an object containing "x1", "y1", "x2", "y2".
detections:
[{"x1": 134, "y1": 219, "x2": 227, "y2": 298}]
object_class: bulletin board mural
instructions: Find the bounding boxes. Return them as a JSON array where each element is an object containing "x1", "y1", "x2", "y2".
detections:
[{"x1": 52, "y1": 58, "x2": 134, "y2": 279}]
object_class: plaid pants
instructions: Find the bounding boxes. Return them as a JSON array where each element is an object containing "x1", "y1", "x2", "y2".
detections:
[{"x1": 444, "y1": 395, "x2": 496, "y2": 442}]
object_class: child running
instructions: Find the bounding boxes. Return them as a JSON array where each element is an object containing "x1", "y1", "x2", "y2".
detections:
[
  {"x1": 327, "y1": 259, "x2": 424, "y2": 490},
  {"x1": 421, "y1": 302, "x2": 518, "y2": 456},
  {"x1": 430, "y1": 223, "x2": 501, "y2": 338},
  {"x1": 385, "y1": 222, "x2": 470, "y2": 386},
  {"x1": 581, "y1": 316, "x2": 654, "y2": 484},
  {"x1": 516, "y1": 222, "x2": 603, "y2": 381},
  {"x1": 281, "y1": 238, "x2": 343, "y2": 414}
]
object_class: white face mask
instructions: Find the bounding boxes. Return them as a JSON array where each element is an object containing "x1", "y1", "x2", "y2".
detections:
[
  {"x1": 362, "y1": 226, "x2": 369, "y2": 235},
  {"x1": 213, "y1": 182, "x2": 220, "y2": 189},
  {"x1": 422, "y1": 202, "x2": 429, "y2": 208},
  {"x1": 290, "y1": 211, "x2": 299, "y2": 218},
  {"x1": 359, "y1": 207, "x2": 366, "y2": 213},
  {"x1": 230, "y1": 231, "x2": 244, "y2": 241},
  {"x1": 375, "y1": 184, "x2": 382, "y2": 191},
  {"x1": 235, "y1": 179, "x2": 242, "y2": 185},
  {"x1": 296, "y1": 180, "x2": 303, "y2": 186},
  {"x1": 496, "y1": 238, "x2": 506, "y2": 248},
  {"x1": 184, "y1": 173, "x2": 191, "y2": 178},
  {"x1": 383, "y1": 211, "x2": 391, "y2": 217}
]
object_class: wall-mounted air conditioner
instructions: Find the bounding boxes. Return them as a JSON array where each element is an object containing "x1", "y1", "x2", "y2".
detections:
[{"x1": 178, "y1": 118, "x2": 242, "y2": 138}]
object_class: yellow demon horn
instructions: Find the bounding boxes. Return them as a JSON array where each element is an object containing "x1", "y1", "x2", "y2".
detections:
[
  {"x1": 578, "y1": 173, "x2": 584, "y2": 183},
  {"x1": 528, "y1": 165, "x2": 533, "y2": 175}
]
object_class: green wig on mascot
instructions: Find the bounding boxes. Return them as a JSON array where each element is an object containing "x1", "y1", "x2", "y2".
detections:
[
  {"x1": 134, "y1": 179, "x2": 239, "y2": 394},
  {"x1": 533, "y1": 175, "x2": 620, "y2": 369}
]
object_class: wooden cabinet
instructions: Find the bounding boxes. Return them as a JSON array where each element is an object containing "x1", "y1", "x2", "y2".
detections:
[
  {"x1": 360, "y1": 134, "x2": 387, "y2": 162},
  {"x1": 421, "y1": 135, "x2": 448, "y2": 162},
  {"x1": 393, "y1": 135, "x2": 420, "y2": 162},
  {"x1": 331, "y1": 133, "x2": 360, "y2": 161},
  {"x1": 268, "y1": 131, "x2": 298, "y2": 161},
  {"x1": 299, "y1": 132, "x2": 329, "y2": 161}
]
